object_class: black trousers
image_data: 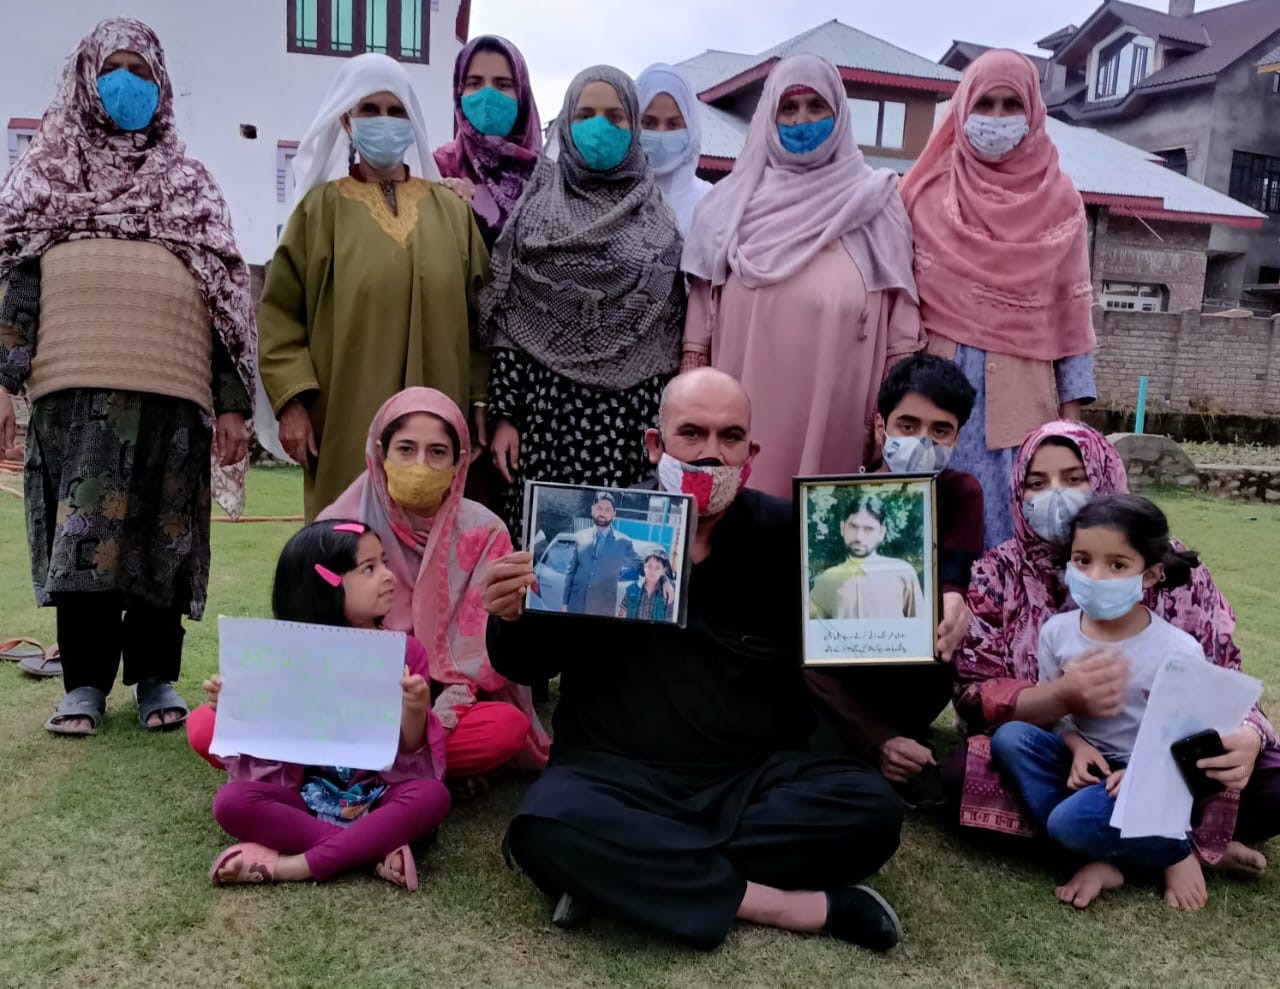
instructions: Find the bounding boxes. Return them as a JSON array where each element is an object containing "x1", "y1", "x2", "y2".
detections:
[
  {"x1": 54, "y1": 591, "x2": 184, "y2": 695},
  {"x1": 507, "y1": 761, "x2": 903, "y2": 949}
]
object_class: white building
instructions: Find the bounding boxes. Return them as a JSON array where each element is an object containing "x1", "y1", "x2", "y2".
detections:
[{"x1": 0, "y1": 0, "x2": 470, "y2": 266}]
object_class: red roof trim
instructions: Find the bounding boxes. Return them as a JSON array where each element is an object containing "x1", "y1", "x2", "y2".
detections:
[
  {"x1": 7, "y1": 117, "x2": 40, "y2": 130},
  {"x1": 1081, "y1": 192, "x2": 1165, "y2": 210},
  {"x1": 839, "y1": 67, "x2": 958, "y2": 94},
  {"x1": 277, "y1": 139, "x2": 300, "y2": 149},
  {"x1": 698, "y1": 155, "x2": 736, "y2": 173},
  {"x1": 698, "y1": 58, "x2": 957, "y2": 102},
  {"x1": 1083, "y1": 192, "x2": 1263, "y2": 228},
  {"x1": 1120, "y1": 206, "x2": 1264, "y2": 229},
  {"x1": 698, "y1": 59, "x2": 779, "y2": 102}
]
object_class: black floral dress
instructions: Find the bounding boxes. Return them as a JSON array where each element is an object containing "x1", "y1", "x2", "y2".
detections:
[
  {"x1": 489, "y1": 347, "x2": 667, "y2": 539},
  {"x1": 0, "y1": 260, "x2": 250, "y2": 619}
]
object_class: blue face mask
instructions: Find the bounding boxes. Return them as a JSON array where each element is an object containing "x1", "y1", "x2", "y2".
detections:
[
  {"x1": 1065, "y1": 565, "x2": 1145, "y2": 622},
  {"x1": 461, "y1": 87, "x2": 519, "y2": 137},
  {"x1": 1022, "y1": 487, "x2": 1092, "y2": 544},
  {"x1": 640, "y1": 128, "x2": 691, "y2": 175},
  {"x1": 350, "y1": 116, "x2": 415, "y2": 171},
  {"x1": 570, "y1": 115, "x2": 632, "y2": 171},
  {"x1": 777, "y1": 117, "x2": 835, "y2": 155},
  {"x1": 96, "y1": 67, "x2": 160, "y2": 132}
]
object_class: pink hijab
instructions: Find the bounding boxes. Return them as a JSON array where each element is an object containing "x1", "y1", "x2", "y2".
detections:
[
  {"x1": 900, "y1": 50, "x2": 1093, "y2": 362},
  {"x1": 682, "y1": 54, "x2": 916, "y2": 297},
  {"x1": 953, "y1": 420, "x2": 1274, "y2": 856},
  {"x1": 321, "y1": 387, "x2": 549, "y2": 768}
]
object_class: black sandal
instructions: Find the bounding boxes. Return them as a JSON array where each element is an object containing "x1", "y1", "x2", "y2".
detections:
[
  {"x1": 45, "y1": 686, "x2": 107, "y2": 737},
  {"x1": 134, "y1": 678, "x2": 189, "y2": 732}
]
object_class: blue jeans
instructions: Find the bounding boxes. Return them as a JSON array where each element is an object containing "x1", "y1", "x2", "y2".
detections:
[{"x1": 990, "y1": 722, "x2": 1192, "y2": 872}]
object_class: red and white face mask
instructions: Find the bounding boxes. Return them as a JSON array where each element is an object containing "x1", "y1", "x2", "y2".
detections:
[{"x1": 657, "y1": 453, "x2": 752, "y2": 517}]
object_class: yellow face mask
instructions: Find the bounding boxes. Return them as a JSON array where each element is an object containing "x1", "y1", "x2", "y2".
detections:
[{"x1": 383, "y1": 459, "x2": 455, "y2": 512}]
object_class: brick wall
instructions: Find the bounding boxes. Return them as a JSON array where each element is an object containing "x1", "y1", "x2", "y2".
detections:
[
  {"x1": 1093, "y1": 306, "x2": 1280, "y2": 413},
  {"x1": 1093, "y1": 215, "x2": 1209, "y2": 314}
]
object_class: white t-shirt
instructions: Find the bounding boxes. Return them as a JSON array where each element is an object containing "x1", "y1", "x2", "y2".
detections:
[{"x1": 1037, "y1": 609, "x2": 1207, "y2": 762}]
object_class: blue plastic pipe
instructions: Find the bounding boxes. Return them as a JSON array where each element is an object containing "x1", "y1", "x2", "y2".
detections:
[{"x1": 1135, "y1": 376, "x2": 1148, "y2": 435}]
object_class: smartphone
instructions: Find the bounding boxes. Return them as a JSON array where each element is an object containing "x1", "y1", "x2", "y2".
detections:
[{"x1": 1170, "y1": 730, "x2": 1227, "y2": 800}]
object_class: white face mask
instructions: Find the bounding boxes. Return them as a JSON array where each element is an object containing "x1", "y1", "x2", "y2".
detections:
[
  {"x1": 639, "y1": 129, "x2": 691, "y2": 175},
  {"x1": 963, "y1": 113, "x2": 1029, "y2": 160},
  {"x1": 882, "y1": 434, "x2": 953, "y2": 474}
]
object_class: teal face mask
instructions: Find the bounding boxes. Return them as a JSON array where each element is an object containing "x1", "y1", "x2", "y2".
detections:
[
  {"x1": 461, "y1": 87, "x2": 519, "y2": 137},
  {"x1": 570, "y1": 116, "x2": 632, "y2": 171}
]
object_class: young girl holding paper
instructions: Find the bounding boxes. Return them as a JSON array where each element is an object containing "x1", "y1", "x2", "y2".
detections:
[
  {"x1": 203, "y1": 520, "x2": 449, "y2": 890},
  {"x1": 989, "y1": 495, "x2": 1265, "y2": 912}
]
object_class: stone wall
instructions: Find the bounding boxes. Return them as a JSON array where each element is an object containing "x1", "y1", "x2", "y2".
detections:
[
  {"x1": 1111, "y1": 432, "x2": 1280, "y2": 504},
  {"x1": 1093, "y1": 307, "x2": 1280, "y2": 414}
]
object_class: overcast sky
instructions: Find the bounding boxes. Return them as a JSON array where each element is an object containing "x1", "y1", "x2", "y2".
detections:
[{"x1": 469, "y1": 0, "x2": 1238, "y2": 116}]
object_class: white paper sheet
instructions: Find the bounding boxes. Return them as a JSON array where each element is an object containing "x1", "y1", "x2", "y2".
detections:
[
  {"x1": 1111, "y1": 654, "x2": 1262, "y2": 839},
  {"x1": 209, "y1": 617, "x2": 405, "y2": 771}
]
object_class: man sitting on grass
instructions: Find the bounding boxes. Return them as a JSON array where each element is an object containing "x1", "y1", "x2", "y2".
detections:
[
  {"x1": 479, "y1": 368, "x2": 905, "y2": 951},
  {"x1": 806, "y1": 354, "x2": 984, "y2": 810}
]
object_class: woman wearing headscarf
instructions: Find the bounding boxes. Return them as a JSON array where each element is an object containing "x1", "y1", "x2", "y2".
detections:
[
  {"x1": 188, "y1": 387, "x2": 550, "y2": 779},
  {"x1": 257, "y1": 53, "x2": 490, "y2": 521},
  {"x1": 635, "y1": 63, "x2": 712, "y2": 236},
  {"x1": 950, "y1": 420, "x2": 1280, "y2": 889},
  {"x1": 433, "y1": 35, "x2": 542, "y2": 248},
  {"x1": 0, "y1": 19, "x2": 255, "y2": 736},
  {"x1": 481, "y1": 66, "x2": 684, "y2": 536},
  {"x1": 682, "y1": 55, "x2": 922, "y2": 500},
  {"x1": 900, "y1": 50, "x2": 1096, "y2": 549}
]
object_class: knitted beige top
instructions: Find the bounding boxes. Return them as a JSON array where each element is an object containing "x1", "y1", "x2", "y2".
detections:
[{"x1": 27, "y1": 239, "x2": 213, "y2": 412}]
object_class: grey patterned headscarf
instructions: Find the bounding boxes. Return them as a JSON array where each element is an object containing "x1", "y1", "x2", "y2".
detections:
[{"x1": 478, "y1": 65, "x2": 684, "y2": 391}]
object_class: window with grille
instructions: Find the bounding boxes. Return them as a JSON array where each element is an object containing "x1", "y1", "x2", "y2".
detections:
[
  {"x1": 288, "y1": 0, "x2": 430, "y2": 63},
  {"x1": 1102, "y1": 281, "x2": 1167, "y2": 313},
  {"x1": 1229, "y1": 150, "x2": 1280, "y2": 214}
]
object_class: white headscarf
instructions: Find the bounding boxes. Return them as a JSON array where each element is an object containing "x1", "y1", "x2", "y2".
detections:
[
  {"x1": 254, "y1": 54, "x2": 443, "y2": 462},
  {"x1": 291, "y1": 52, "x2": 440, "y2": 205},
  {"x1": 636, "y1": 63, "x2": 711, "y2": 235}
]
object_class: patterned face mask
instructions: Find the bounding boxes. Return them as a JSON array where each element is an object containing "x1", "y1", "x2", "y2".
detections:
[
  {"x1": 657, "y1": 453, "x2": 751, "y2": 517},
  {"x1": 963, "y1": 113, "x2": 1029, "y2": 159}
]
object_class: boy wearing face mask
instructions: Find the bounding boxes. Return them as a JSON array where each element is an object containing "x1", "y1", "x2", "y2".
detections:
[{"x1": 805, "y1": 354, "x2": 983, "y2": 809}]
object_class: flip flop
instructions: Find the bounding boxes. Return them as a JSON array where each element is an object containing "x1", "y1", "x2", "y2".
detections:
[
  {"x1": 44, "y1": 686, "x2": 106, "y2": 737},
  {"x1": 134, "y1": 678, "x2": 189, "y2": 732},
  {"x1": 209, "y1": 843, "x2": 281, "y2": 885},
  {"x1": 0, "y1": 637, "x2": 45, "y2": 662},
  {"x1": 19, "y1": 643, "x2": 61, "y2": 679},
  {"x1": 375, "y1": 844, "x2": 418, "y2": 891}
]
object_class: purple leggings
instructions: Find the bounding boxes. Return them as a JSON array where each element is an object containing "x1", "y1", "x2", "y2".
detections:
[{"x1": 212, "y1": 779, "x2": 451, "y2": 882}]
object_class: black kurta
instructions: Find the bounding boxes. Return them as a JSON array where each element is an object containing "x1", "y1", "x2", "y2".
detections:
[{"x1": 487, "y1": 488, "x2": 903, "y2": 947}]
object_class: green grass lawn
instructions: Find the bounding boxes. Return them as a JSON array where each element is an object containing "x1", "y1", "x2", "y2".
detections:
[{"x1": 1, "y1": 471, "x2": 1277, "y2": 988}]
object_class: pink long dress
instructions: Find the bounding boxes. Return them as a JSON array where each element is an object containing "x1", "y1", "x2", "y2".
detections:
[{"x1": 685, "y1": 243, "x2": 923, "y2": 499}]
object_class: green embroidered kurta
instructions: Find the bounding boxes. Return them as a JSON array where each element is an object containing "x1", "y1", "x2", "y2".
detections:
[{"x1": 259, "y1": 176, "x2": 490, "y2": 519}]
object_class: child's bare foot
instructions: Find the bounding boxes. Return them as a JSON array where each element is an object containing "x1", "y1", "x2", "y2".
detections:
[
  {"x1": 1208, "y1": 841, "x2": 1267, "y2": 879},
  {"x1": 1055, "y1": 861, "x2": 1124, "y2": 909},
  {"x1": 1164, "y1": 854, "x2": 1208, "y2": 911}
]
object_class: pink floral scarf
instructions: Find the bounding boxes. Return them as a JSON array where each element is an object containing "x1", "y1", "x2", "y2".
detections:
[
  {"x1": 954, "y1": 420, "x2": 1276, "y2": 859},
  {"x1": 320, "y1": 387, "x2": 548, "y2": 768}
]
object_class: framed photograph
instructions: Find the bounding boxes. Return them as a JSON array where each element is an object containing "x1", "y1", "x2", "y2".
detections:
[
  {"x1": 796, "y1": 473, "x2": 940, "y2": 666},
  {"x1": 522, "y1": 481, "x2": 695, "y2": 627}
]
